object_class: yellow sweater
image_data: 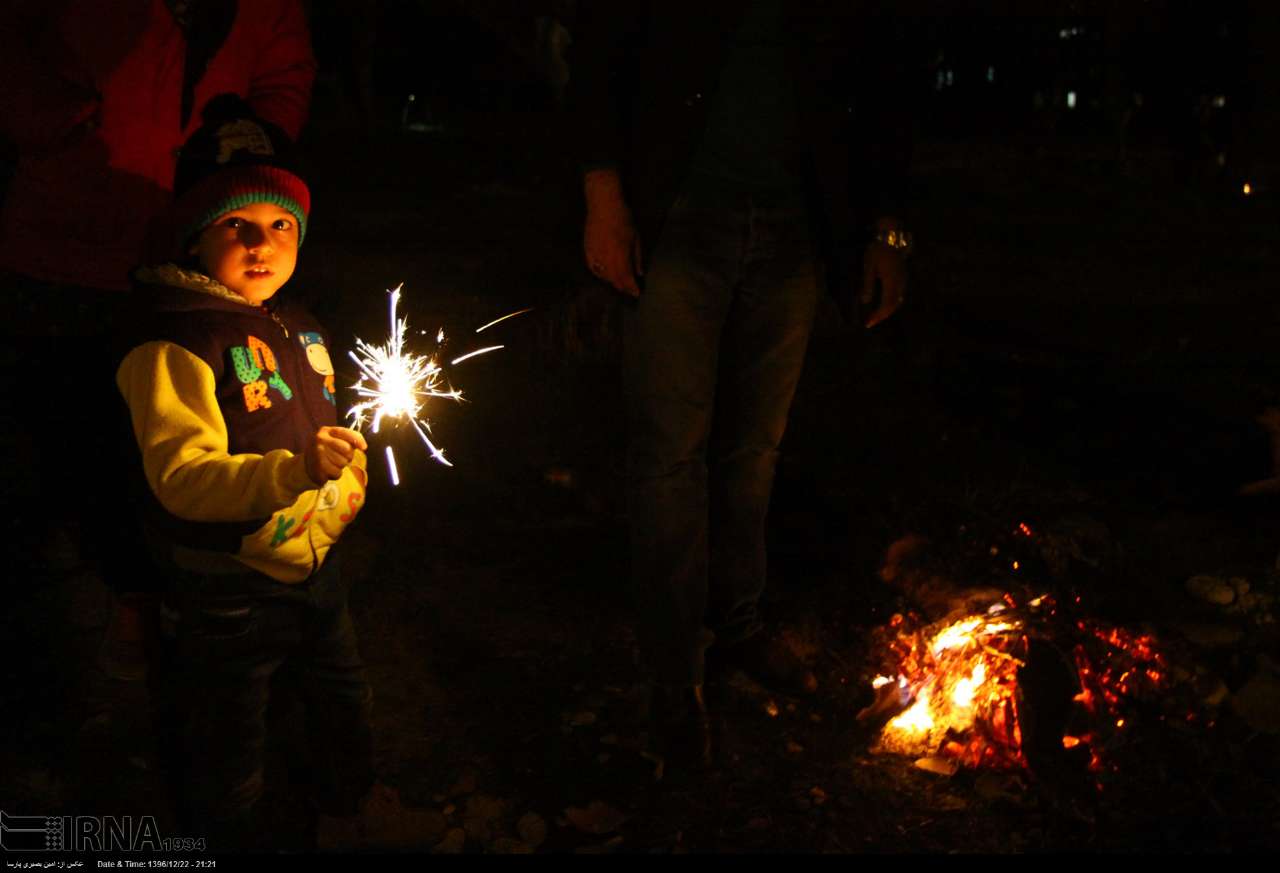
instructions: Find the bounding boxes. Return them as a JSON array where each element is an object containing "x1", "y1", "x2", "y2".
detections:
[{"x1": 118, "y1": 266, "x2": 366, "y2": 582}]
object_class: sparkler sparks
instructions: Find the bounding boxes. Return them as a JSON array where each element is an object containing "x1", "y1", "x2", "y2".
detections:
[
  {"x1": 385, "y1": 445, "x2": 400, "y2": 486},
  {"x1": 475, "y1": 307, "x2": 533, "y2": 333},
  {"x1": 345, "y1": 287, "x2": 529, "y2": 485},
  {"x1": 450, "y1": 345, "x2": 504, "y2": 366},
  {"x1": 347, "y1": 284, "x2": 463, "y2": 480}
]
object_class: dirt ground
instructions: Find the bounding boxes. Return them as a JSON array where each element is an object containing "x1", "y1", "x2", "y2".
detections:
[{"x1": 3, "y1": 97, "x2": 1280, "y2": 855}]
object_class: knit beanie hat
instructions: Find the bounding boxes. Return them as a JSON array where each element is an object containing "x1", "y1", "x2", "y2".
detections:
[{"x1": 171, "y1": 93, "x2": 311, "y2": 251}]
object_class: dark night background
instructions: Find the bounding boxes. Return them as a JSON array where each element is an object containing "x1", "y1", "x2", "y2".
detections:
[{"x1": 3, "y1": 0, "x2": 1279, "y2": 855}]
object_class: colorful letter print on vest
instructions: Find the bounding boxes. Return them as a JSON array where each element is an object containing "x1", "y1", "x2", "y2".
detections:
[{"x1": 230, "y1": 335, "x2": 293, "y2": 411}]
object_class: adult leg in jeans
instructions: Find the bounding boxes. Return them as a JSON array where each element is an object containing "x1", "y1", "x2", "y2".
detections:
[
  {"x1": 623, "y1": 198, "x2": 743, "y2": 688},
  {"x1": 705, "y1": 204, "x2": 821, "y2": 651}
]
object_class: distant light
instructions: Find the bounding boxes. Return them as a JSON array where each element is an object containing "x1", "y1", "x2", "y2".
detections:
[
  {"x1": 1059, "y1": 28, "x2": 1070, "y2": 39},
  {"x1": 1216, "y1": 152, "x2": 1227, "y2": 167},
  {"x1": 945, "y1": 69, "x2": 954, "y2": 87},
  {"x1": 987, "y1": 66, "x2": 996, "y2": 83},
  {"x1": 1067, "y1": 91, "x2": 1077, "y2": 109},
  {"x1": 1133, "y1": 92, "x2": 1144, "y2": 107},
  {"x1": 1243, "y1": 182, "x2": 1252, "y2": 196},
  {"x1": 935, "y1": 70, "x2": 945, "y2": 91},
  {"x1": 1212, "y1": 95, "x2": 1227, "y2": 108}
]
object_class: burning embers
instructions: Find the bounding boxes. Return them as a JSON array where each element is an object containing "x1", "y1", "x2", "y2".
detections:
[
  {"x1": 1064, "y1": 622, "x2": 1168, "y2": 767},
  {"x1": 864, "y1": 604, "x2": 1032, "y2": 768},
  {"x1": 860, "y1": 590, "x2": 1174, "y2": 776}
]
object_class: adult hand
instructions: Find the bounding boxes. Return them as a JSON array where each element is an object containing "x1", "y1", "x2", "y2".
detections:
[
  {"x1": 304, "y1": 426, "x2": 368, "y2": 484},
  {"x1": 583, "y1": 168, "x2": 643, "y2": 297},
  {"x1": 860, "y1": 239, "x2": 909, "y2": 329}
]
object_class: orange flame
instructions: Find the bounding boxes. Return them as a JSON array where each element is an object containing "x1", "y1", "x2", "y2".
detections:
[
  {"x1": 870, "y1": 596, "x2": 1170, "y2": 771},
  {"x1": 872, "y1": 611, "x2": 1026, "y2": 766}
]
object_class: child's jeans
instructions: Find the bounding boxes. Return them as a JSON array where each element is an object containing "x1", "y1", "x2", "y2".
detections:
[{"x1": 155, "y1": 555, "x2": 375, "y2": 850}]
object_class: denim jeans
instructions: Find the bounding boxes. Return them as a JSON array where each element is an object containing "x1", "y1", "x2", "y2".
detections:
[
  {"x1": 623, "y1": 188, "x2": 821, "y2": 686},
  {"x1": 155, "y1": 556, "x2": 375, "y2": 849}
]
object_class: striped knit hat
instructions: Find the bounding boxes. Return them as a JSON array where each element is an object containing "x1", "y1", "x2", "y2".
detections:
[{"x1": 172, "y1": 94, "x2": 310, "y2": 250}]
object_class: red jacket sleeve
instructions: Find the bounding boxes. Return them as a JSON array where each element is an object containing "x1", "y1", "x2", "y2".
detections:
[
  {"x1": 246, "y1": 0, "x2": 316, "y2": 141},
  {"x1": 0, "y1": 1, "x2": 100, "y2": 153}
]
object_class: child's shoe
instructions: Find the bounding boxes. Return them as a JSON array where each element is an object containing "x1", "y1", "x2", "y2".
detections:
[{"x1": 316, "y1": 783, "x2": 447, "y2": 851}]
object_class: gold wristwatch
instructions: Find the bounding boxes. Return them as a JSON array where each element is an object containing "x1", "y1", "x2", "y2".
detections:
[{"x1": 872, "y1": 227, "x2": 914, "y2": 256}]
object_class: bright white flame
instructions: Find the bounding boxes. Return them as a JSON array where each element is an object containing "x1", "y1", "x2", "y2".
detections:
[
  {"x1": 348, "y1": 285, "x2": 463, "y2": 475},
  {"x1": 872, "y1": 675, "x2": 894, "y2": 689},
  {"x1": 931, "y1": 618, "x2": 982, "y2": 655},
  {"x1": 345, "y1": 288, "x2": 528, "y2": 483},
  {"x1": 951, "y1": 662, "x2": 986, "y2": 708},
  {"x1": 889, "y1": 691, "x2": 934, "y2": 733}
]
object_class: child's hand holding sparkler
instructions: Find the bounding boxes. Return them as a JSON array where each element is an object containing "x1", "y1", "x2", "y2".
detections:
[{"x1": 304, "y1": 426, "x2": 368, "y2": 484}]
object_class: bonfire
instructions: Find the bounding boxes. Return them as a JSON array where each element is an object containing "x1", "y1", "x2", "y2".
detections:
[{"x1": 861, "y1": 525, "x2": 1185, "y2": 779}]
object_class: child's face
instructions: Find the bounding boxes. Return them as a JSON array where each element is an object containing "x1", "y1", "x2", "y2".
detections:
[{"x1": 190, "y1": 202, "x2": 299, "y2": 305}]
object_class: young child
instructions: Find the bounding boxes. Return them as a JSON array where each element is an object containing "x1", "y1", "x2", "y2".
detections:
[{"x1": 116, "y1": 95, "x2": 432, "y2": 851}]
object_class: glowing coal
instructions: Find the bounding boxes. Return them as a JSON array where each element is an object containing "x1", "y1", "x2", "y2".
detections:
[
  {"x1": 867, "y1": 606, "x2": 1030, "y2": 767},
  {"x1": 863, "y1": 590, "x2": 1174, "y2": 773}
]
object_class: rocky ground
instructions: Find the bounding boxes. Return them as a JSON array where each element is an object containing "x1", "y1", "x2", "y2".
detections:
[{"x1": 3, "y1": 100, "x2": 1280, "y2": 854}]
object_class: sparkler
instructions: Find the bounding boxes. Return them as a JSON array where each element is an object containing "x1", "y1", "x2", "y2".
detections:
[
  {"x1": 475, "y1": 307, "x2": 533, "y2": 333},
  {"x1": 347, "y1": 285, "x2": 460, "y2": 477},
  {"x1": 451, "y1": 345, "x2": 504, "y2": 366},
  {"x1": 385, "y1": 445, "x2": 401, "y2": 486},
  {"x1": 346, "y1": 285, "x2": 529, "y2": 484}
]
